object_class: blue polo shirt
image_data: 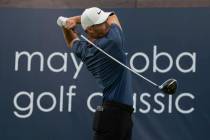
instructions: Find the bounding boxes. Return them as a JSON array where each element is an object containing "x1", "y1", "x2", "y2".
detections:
[{"x1": 71, "y1": 24, "x2": 133, "y2": 106}]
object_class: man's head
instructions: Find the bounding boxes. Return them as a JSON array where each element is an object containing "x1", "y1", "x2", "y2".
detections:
[{"x1": 81, "y1": 7, "x2": 112, "y2": 39}]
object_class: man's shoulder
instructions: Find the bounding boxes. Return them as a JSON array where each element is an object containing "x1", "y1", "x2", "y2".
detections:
[
  {"x1": 110, "y1": 23, "x2": 122, "y2": 33},
  {"x1": 107, "y1": 23, "x2": 123, "y2": 39}
]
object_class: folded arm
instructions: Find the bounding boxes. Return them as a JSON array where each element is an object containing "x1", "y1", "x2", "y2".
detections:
[
  {"x1": 61, "y1": 16, "x2": 81, "y2": 48},
  {"x1": 61, "y1": 27, "x2": 78, "y2": 48},
  {"x1": 61, "y1": 13, "x2": 122, "y2": 48}
]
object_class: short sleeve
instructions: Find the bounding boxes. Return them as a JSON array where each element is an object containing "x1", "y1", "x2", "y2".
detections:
[
  {"x1": 107, "y1": 24, "x2": 123, "y2": 38},
  {"x1": 94, "y1": 24, "x2": 124, "y2": 50},
  {"x1": 94, "y1": 24, "x2": 121, "y2": 43},
  {"x1": 71, "y1": 39, "x2": 87, "y2": 60}
]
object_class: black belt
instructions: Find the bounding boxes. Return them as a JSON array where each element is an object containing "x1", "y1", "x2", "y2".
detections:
[{"x1": 102, "y1": 100, "x2": 134, "y2": 115}]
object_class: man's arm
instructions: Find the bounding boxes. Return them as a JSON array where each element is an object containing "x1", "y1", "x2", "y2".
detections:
[
  {"x1": 62, "y1": 27, "x2": 78, "y2": 48},
  {"x1": 65, "y1": 16, "x2": 81, "y2": 30},
  {"x1": 68, "y1": 16, "x2": 81, "y2": 24},
  {"x1": 61, "y1": 16, "x2": 81, "y2": 48},
  {"x1": 107, "y1": 13, "x2": 122, "y2": 30}
]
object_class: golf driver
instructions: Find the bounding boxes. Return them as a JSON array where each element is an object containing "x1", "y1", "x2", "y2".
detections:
[{"x1": 80, "y1": 35, "x2": 177, "y2": 95}]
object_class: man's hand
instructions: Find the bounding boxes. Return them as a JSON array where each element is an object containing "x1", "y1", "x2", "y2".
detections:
[
  {"x1": 64, "y1": 18, "x2": 77, "y2": 30},
  {"x1": 57, "y1": 16, "x2": 81, "y2": 48},
  {"x1": 57, "y1": 16, "x2": 68, "y2": 27},
  {"x1": 57, "y1": 16, "x2": 80, "y2": 29}
]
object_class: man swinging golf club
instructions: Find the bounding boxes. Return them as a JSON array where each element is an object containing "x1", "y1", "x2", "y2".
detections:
[
  {"x1": 57, "y1": 7, "x2": 134, "y2": 140},
  {"x1": 57, "y1": 6, "x2": 177, "y2": 140}
]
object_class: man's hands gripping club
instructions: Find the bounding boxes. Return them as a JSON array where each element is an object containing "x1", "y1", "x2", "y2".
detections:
[
  {"x1": 57, "y1": 16, "x2": 80, "y2": 29},
  {"x1": 57, "y1": 16, "x2": 81, "y2": 48}
]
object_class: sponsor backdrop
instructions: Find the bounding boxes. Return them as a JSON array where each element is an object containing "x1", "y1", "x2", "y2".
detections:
[{"x1": 0, "y1": 8, "x2": 210, "y2": 140}]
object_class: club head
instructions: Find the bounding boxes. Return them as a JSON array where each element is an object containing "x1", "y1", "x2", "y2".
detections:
[{"x1": 159, "y1": 79, "x2": 177, "y2": 94}]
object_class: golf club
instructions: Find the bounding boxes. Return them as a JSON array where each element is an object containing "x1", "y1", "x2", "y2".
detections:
[{"x1": 80, "y1": 34, "x2": 177, "y2": 94}]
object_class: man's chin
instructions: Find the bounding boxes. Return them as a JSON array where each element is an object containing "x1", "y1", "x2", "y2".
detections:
[{"x1": 99, "y1": 30, "x2": 110, "y2": 38}]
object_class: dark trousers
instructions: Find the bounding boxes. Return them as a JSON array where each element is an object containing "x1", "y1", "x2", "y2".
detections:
[{"x1": 93, "y1": 101, "x2": 134, "y2": 140}]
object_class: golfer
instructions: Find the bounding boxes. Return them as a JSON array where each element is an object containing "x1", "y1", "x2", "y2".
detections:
[{"x1": 58, "y1": 7, "x2": 134, "y2": 140}]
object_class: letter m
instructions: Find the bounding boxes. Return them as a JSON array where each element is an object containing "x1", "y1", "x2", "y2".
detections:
[{"x1": 15, "y1": 51, "x2": 44, "y2": 71}]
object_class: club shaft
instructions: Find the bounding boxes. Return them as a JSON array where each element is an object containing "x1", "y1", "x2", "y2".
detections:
[{"x1": 81, "y1": 35, "x2": 159, "y2": 87}]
